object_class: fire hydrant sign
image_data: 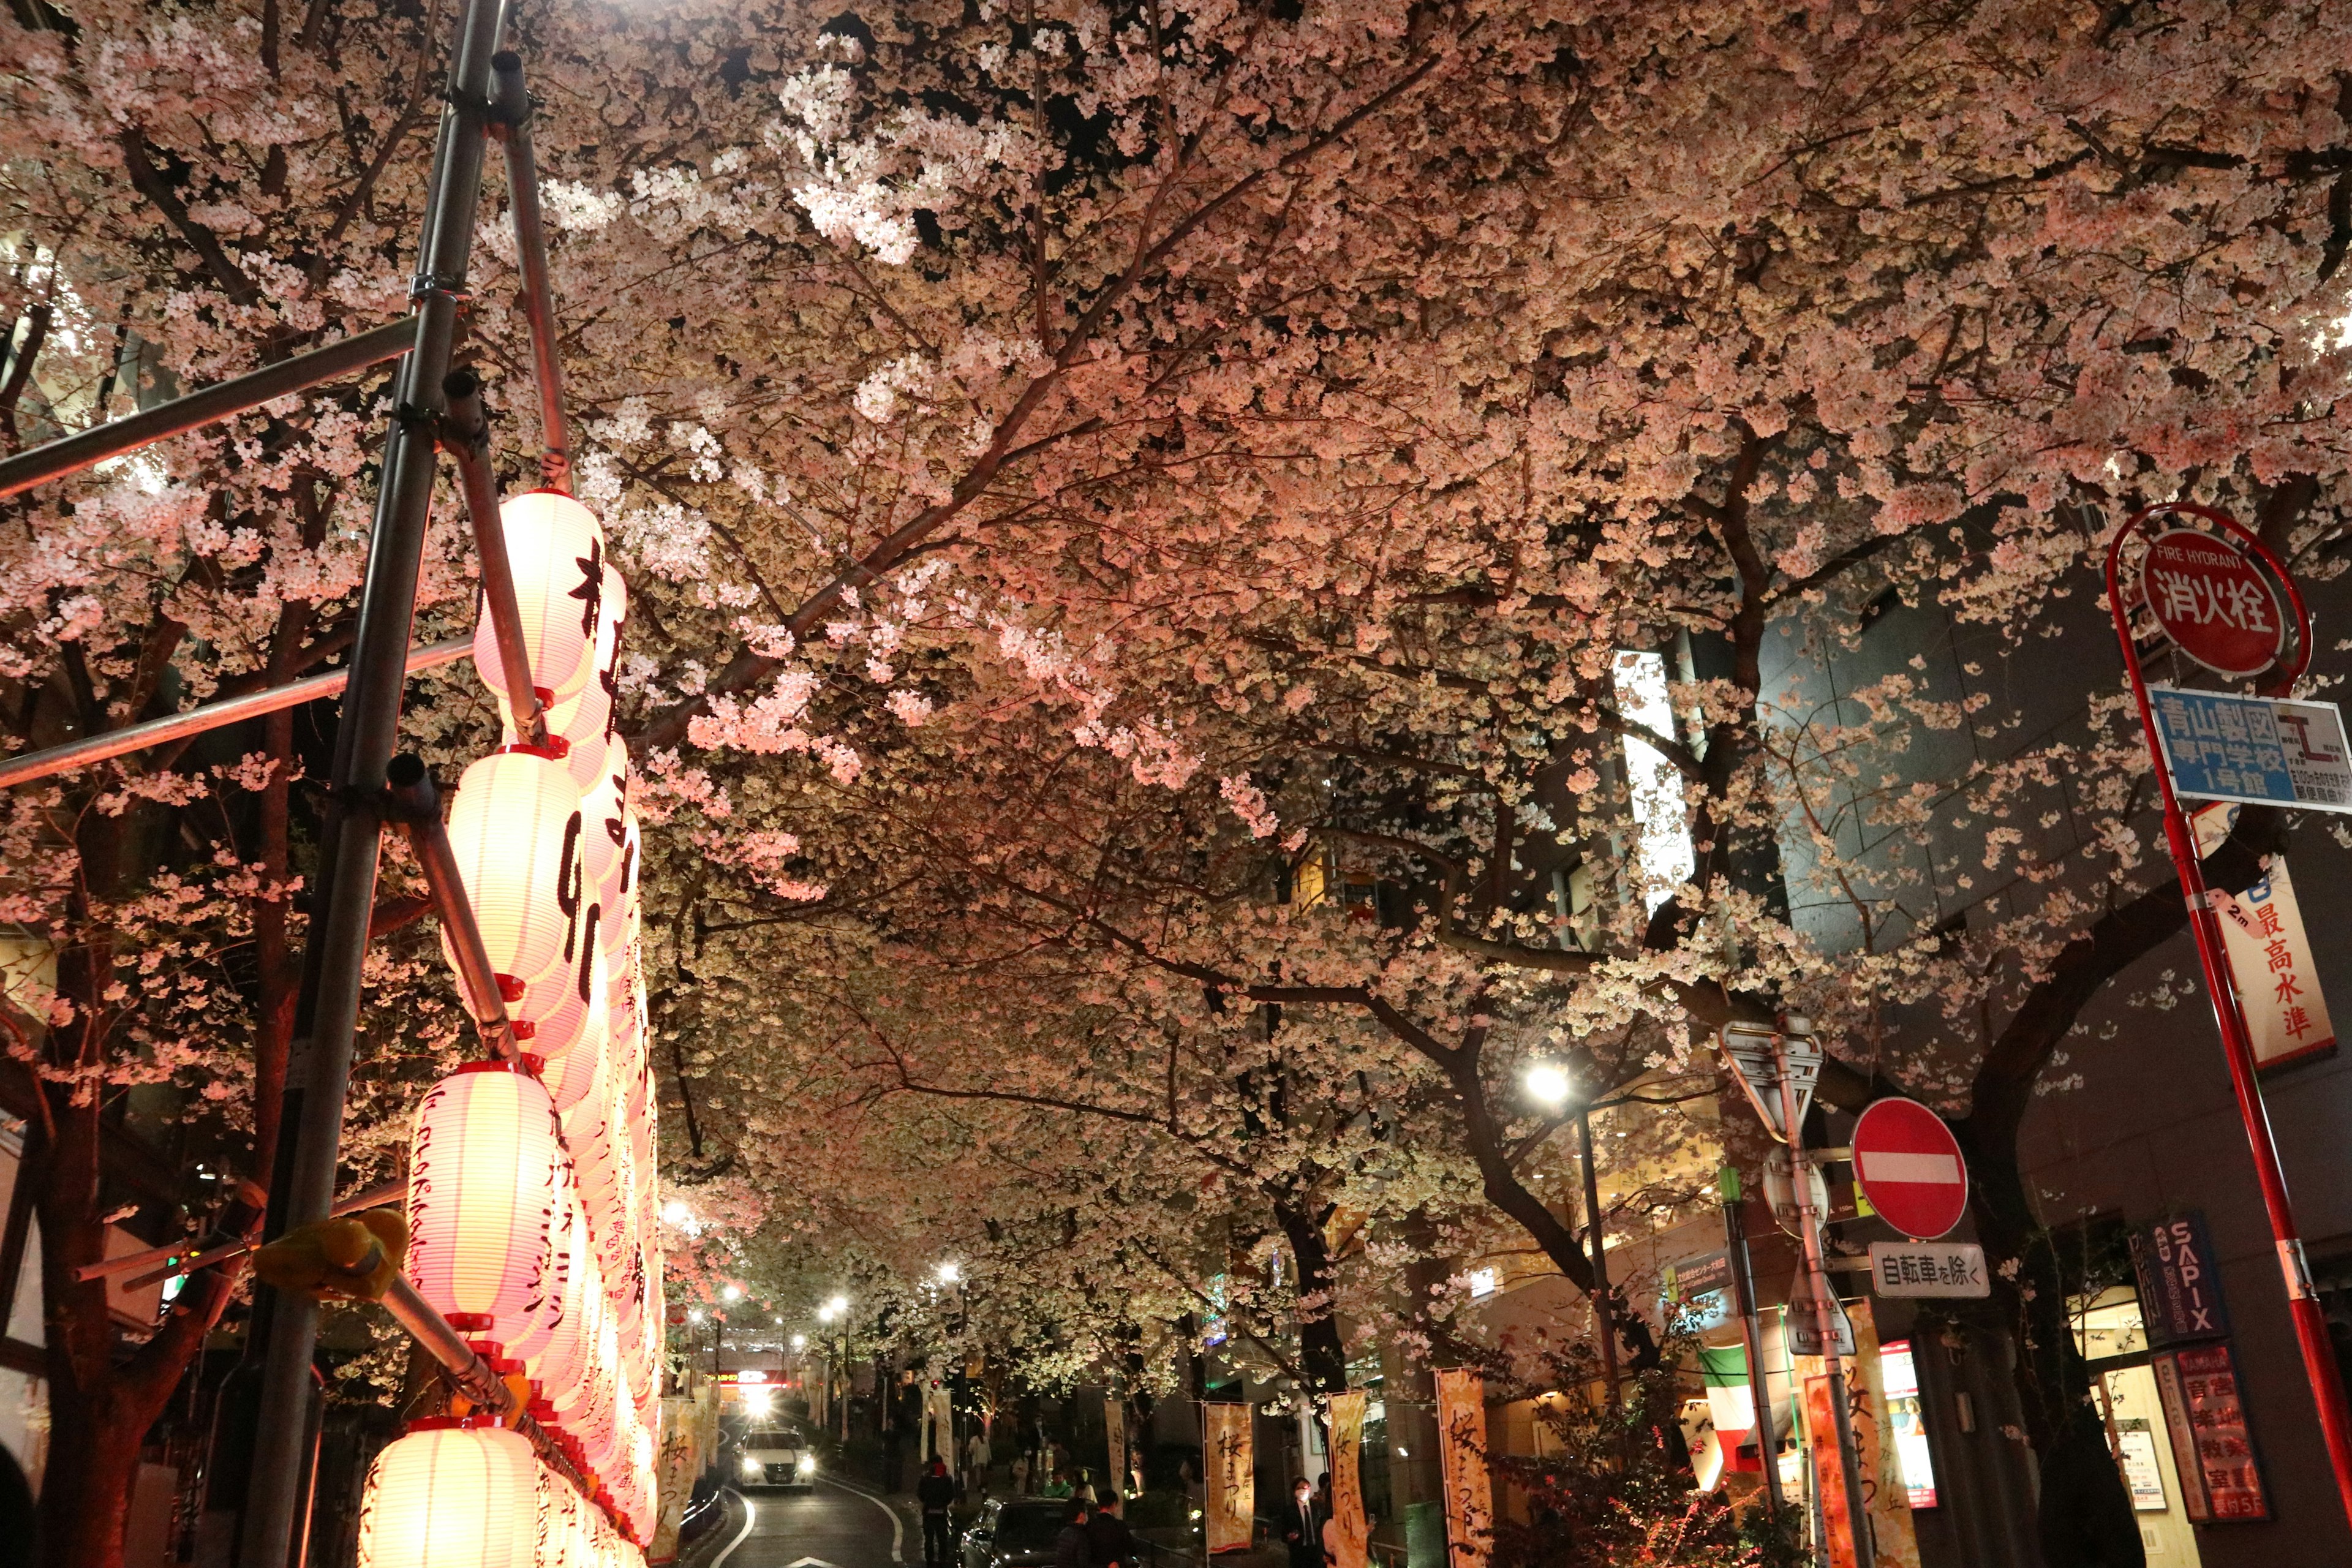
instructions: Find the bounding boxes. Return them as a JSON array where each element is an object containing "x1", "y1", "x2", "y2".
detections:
[
  {"x1": 2212, "y1": 856, "x2": 2336, "y2": 1070},
  {"x1": 2147, "y1": 686, "x2": 2352, "y2": 812},
  {"x1": 2141, "y1": 529, "x2": 2286, "y2": 677}
]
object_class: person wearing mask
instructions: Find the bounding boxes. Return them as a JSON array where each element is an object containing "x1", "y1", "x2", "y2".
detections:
[
  {"x1": 1086, "y1": 1490, "x2": 1134, "y2": 1568},
  {"x1": 1054, "y1": 1501, "x2": 1094, "y2": 1568},
  {"x1": 1283, "y1": 1477, "x2": 1322, "y2": 1568},
  {"x1": 919, "y1": 1458, "x2": 958, "y2": 1568}
]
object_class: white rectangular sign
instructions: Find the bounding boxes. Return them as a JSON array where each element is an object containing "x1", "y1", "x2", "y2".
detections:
[
  {"x1": 2214, "y1": 856, "x2": 2337, "y2": 1070},
  {"x1": 1868, "y1": 1242, "x2": 1989, "y2": 1299}
]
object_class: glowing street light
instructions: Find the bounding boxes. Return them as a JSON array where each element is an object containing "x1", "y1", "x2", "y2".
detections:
[
  {"x1": 1525, "y1": 1061, "x2": 1572, "y2": 1109},
  {"x1": 936, "y1": 1261, "x2": 961, "y2": 1284},
  {"x1": 791, "y1": 1333, "x2": 807, "y2": 1350},
  {"x1": 723, "y1": 1284, "x2": 744, "y2": 1303},
  {"x1": 662, "y1": 1199, "x2": 692, "y2": 1226}
]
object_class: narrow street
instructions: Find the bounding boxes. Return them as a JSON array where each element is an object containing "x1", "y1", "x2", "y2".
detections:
[{"x1": 713, "y1": 1476, "x2": 910, "y2": 1568}]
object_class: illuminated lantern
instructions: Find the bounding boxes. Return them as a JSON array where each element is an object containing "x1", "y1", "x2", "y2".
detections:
[
  {"x1": 575, "y1": 750, "x2": 628, "y2": 905},
  {"x1": 355, "y1": 1421, "x2": 546, "y2": 1568},
  {"x1": 443, "y1": 750, "x2": 585, "y2": 997},
  {"x1": 407, "y1": 1066, "x2": 570, "y2": 1348},
  {"x1": 517, "y1": 562, "x2": 626, "y2": 748},
  {"x1": 522, "y1": 1199, "x2": 601, "y2": 1398},
  {"x1": 474, "y1": 491, "x2": 605, "y2": 715},
  {"x1": 517, "y1": 920, "x2": 605, "y2": 1063},
  {"x1": 541, "y1": 956, "x2": 610, "y2": 1114}
]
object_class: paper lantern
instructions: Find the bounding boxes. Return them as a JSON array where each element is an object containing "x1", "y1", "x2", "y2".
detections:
[
  {"x1": 517, "y1": 916, "x2": 605, "y2": 1061},
  {"x1": 575, "y1": 752, "x2": 628, "y2": 904},
  {"x1": 407, "y1": 1066, "x2": 570, "y2": 1347},
  {"x1": 474, "y1": 491, "x2": 605, "y2": 712},
  {"x1": 515, "y1": 562, "x2": 626, "y2": 748},
  {"x1": 541, "y1": 956, "x2": 611, "y2": 1114},
  {"x1": 443, "y1": 750, "x2": 585, "y2": 997},
  {"x1": 356, "y1": 1422, "x2": 546, "y2": 1568},
  {"x1": 521, "y1": 1199, "x2": 601, "y2": 1396}
]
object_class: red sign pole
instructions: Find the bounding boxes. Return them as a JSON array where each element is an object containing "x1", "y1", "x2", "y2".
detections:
[{"x1": 2104, "y1": 501, "x2": 2352, "y2": 1533}]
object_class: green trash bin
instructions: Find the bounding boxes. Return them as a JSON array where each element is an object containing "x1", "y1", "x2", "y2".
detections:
[{"x1": 1404, "y1": 1501, "x2": 1446, "y2": 1568}]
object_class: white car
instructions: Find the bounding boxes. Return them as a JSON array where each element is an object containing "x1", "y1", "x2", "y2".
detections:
[{"x1": 737, "y1": 1428, "x2": 818, "y2": 1491}]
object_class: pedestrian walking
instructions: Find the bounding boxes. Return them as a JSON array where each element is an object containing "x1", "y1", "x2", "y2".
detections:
[
  {"x1": 919, "y1": 1457, "x2": 958, "y2": 1568},
  {"x1": 1085, "y1": 1491, "x2": 1134, "y2": 1568},
  {"x1": 1282, "y1": 1478, "x2": 1322, "y2": 1568},
  {"x1": 967, "y1": 1426, "x2": 993, "y2": 1495},
  {"x1": 1012, "y1": 1450, "x2": 1031, "y2": 1495},
  {"x1": 1054, "y1": 1502, "x2": 1094, "y2": 1568}
]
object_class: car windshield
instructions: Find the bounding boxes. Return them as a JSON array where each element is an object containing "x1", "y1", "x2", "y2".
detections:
[
  {"x1": 745, "y1": 1431, "x2": 803, "y2": 1449},
  {"x1": 993, "y1": 1504, "x2": 1068, "y2": 1555}
]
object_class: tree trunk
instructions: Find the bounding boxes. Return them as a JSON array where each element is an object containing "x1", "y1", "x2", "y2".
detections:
[{"x1": 1272, "y1": 1196, "x2": 1349, "y2": 1394}]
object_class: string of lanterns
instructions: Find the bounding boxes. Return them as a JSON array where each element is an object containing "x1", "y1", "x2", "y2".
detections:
[{"x1": 360, "y1": 491, "x2": 665, "y2": 1568}]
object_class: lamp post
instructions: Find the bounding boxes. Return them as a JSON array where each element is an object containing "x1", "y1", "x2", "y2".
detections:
[{"x1": 1526, "y1": 1064, "x2": 1618, "y2": 1404}]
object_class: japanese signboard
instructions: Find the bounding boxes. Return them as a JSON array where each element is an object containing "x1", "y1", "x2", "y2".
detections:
[
  {"x1": 2130, "y1": 1212, "x2": 2233, "y2": 1348},
  {"x1": 1660, "y1": 1250, "x2": 1733, "y2": 1330},
  {"x1": 1434, "y1": 1369, "x2": 1493, "y2": 1568},
  {"x1": 2141, "y1": 529, "x2": 2286, "y2": 677},
  {"x1": 2213, "y1": 856, "x2": 2337, "y2": 1069},
  {"x1": 2152, "y1": 1343, "x2": 2269, "y2": 1522},
  {"x1": 1868, "y1": 1242, "x2": 1989, "y2": 1298},
  {"x1": 1204, "y1": 1404, "x2": 1254, "y2": 1553},
  {"x1": 2148, "y1": 686, "x2": 2352, "y2": 812}
]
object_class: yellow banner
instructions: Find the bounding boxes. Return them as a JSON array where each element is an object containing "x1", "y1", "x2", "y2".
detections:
[
  {"x1": 1434, "y1": 1370, "x2": 1491, "y2": 1568},
  {"x1": 1106, "y1": 1396, "x2": 1129, "y2": 1498},
  {"x1": 1328, "y1": 1392, "x2": 1369, "y2": 1568},
  {"x1": 1205, "y1": 1404, "x2": 1254, "y2": 1554}
]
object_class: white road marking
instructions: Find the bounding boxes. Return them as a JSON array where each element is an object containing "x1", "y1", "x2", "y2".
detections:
[
  {"x1": 712, "y1": 1489, "x2": 760, "y2": 1567},
  {"x1": 816, "y1": 1474, "x2": 907, "y2": 1564}
]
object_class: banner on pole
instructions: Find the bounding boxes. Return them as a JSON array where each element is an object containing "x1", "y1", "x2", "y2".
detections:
[
  {"x1": 1105, "y1": 1396, "x2": 1128, "y2": 1499},
  {"x1": 1328, "y1": 1392, "x2": 1369, "y2": 1568},
  {"x1": 1204, "y1": 1404, "x2": 1254, "y2": 1553},
  {"x1": 1434, "y1": 1369, "x2": 1492, "y2": 1568},
  {"x1": 2213, "y1": 857, "x2": 2337, "y2": 1069},
  {"x1": 1803, "y1": 1375, "x2": 1862, "y2": 1568}
]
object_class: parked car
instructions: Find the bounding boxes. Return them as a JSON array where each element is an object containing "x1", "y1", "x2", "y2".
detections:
[
  {"x1": 737, "y1": 1427, "x2": 818, "y2": 1491},
  {"x1": 962, "y1": 1498, "x2": 1071, "y2": 1568}
]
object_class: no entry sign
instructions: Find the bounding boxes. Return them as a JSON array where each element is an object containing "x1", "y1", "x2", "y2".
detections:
[
  {"x1": 1852, "y1": 1098, "x2": 1969, "y2": 1240},
  {"x1": 2142, "y1": 529, "x2": 2285, "y2": 677}
]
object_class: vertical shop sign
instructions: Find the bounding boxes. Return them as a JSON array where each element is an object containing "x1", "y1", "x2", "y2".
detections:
[
  {"x1": 2129, "y1": 1212, "x2": 2233, "y2": 1347},
  {"x1": 2152, "y1": 1343, "x2": 2270, "y2": 1521},
  {"x1": 2214, "y1": 857, "x2": 2337, "y2": 1069},
  {"x1": 1434, "y1": 1369, "x2": 1493, "y2": 1568},
  {"x1": 1204, "y1": 1404, "x2": 1254, "y2": 1553},
  {"x1": 1327, "y1": 1392, "x2": 1369, "y2": 1568},
  {"x1": 1106, "y1": 1397, "x2": 1128, "y2": 1499}
]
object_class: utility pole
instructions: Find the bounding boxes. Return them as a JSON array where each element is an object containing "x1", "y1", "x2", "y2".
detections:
[
  {"x1": 1720, "y1": 1166, "x2": 1783, "y2": 1520},
  {"x1": 1578, "y1": 1106, "x2": 1620, "y2": 1407},
  {"x1": 1774, "y1": 1019, "x2": 1872, "y2": 1567}
]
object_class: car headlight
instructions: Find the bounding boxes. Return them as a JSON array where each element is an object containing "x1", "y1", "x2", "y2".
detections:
[
  {"x1": 742, "y1": 1457, "x2": 764, "y2": 1476},
  {"x1": 799, "y1": 1455, "x2": 816, "y2": 1473}
]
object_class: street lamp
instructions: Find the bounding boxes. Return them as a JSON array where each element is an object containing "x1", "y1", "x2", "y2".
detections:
[
  {"x1": 723, "y1": 1284, "x2": 744, "y2": 1303},
  {"x1": 1525, "y1": 1061, "x2": 1571, "y2": 1108},
  {"x1": 791, "y1": 1333, "x2": 807, "y2": 1350},
  {"x1": 936, "y1": 1261, "x2": 961, "y2": 1284}
]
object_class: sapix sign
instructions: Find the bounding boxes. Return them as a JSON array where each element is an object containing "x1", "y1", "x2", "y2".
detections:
[{"x1": 2131, "y1": 1212, "x2": 2233, "y2": 1347}]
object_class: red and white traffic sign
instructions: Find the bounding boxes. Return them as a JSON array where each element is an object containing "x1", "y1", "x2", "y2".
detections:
[
  {"x1": 1853, "y1": 1098, "x2": 1969, "y2": 1240},
  {"x1": 2141, "y1": 528, "x2": 2285, "y2": 678}
]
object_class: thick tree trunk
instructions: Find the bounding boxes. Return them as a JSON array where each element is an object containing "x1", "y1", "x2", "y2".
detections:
[{"x1": 1272, "y1": 1196, "x2": 1350, "y2": 1394}]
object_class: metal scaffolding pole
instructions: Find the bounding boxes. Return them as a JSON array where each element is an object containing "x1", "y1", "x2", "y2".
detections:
[
  {"x1": 233, "y1": 0, "x2": 508, "y2": 1556},
  {"x1": 489, "y1": 51, "x2": 572, "y2": 494}
]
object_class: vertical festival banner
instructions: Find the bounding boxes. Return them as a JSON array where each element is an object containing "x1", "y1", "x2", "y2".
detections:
[
  {"x1": 1106, "y1": 1396, "x2": 1129, "y2": 1500},
  {"x1": 1327, "y1": 1392, "x2": 1370, "y2": 1568},
  {"x1": 1205, "y1": 1404, "x2": 1255, "y2": 1553},
  {"x1": 1433, "y1": 1370, "x2": 1492, "y2": 1568},
  {"x1": 1803, "y1": 1376, "x2": 1860, "y2": 1568}
]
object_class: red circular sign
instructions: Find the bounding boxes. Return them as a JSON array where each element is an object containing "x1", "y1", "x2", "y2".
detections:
[
  {"x1": 1852, "y1": 1098, "x2": 1969, "y2": 1240},
  {"x1": 2140, "y1": 528, "x2": 2285, "y2": 677}
]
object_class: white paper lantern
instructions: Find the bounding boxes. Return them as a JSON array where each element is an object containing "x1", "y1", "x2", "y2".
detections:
[
  {"x1": 356, "y1": 1422, "x2": 546, "y2": 1568},
  {"x1": 443, "y1": 750, "x2": 586, "y2": 998},
  {"x1": 474, "y1": 491, "x2": 605, "y2": 712},
  {"x1": 521, "y1": 1198, "x2": 601, "y2": 1398},
  {"x1": 407, "y1": 1066, "x2": 570, "y2": 1348}
]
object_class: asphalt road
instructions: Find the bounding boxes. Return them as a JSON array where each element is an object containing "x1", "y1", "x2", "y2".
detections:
[{"x1": 712, "y1": 1476, "x2": 910, "y2": 1568}]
